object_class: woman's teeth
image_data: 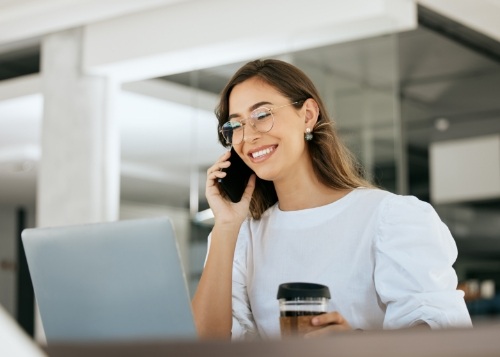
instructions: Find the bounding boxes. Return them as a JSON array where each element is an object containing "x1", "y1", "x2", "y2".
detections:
[{"x1": 251, "y1": 147, "x2": 275, "y2": 159}]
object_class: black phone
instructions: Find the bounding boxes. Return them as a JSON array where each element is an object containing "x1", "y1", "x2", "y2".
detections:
[{"x1": 217, "y1": 148, "x2": 254, "y2": 203}]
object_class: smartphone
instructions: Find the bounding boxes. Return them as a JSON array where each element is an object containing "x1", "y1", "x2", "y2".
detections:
[{"x1": 217, "y1": 148, "x2": 254, "y2": 203}]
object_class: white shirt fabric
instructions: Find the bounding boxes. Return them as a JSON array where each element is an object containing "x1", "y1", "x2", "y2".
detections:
[{"x1": 208, "y1": 188, "x2": 472, "y2": 339}]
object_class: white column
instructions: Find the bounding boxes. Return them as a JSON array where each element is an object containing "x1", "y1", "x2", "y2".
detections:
[
  {"x1": 38, "y1": 27, "x2": 120, "y2": 227},
  {"x1": 36, "y1": 27, "x2": 120, "y2": 342}
]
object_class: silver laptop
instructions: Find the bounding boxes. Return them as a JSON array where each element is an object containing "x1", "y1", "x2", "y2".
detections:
[{"x1": 22, "y1": 217, "x2": 197, "y2": 343}]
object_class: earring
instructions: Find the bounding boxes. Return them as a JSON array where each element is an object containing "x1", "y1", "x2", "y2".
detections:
[{"x1": 304, "y1": 128, "x2": 313, "y2": 141}]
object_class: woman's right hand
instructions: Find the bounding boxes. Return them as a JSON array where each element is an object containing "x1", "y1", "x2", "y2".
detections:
[{"x1": 206, "y1": 150, "x2": 256, "y2": 226}]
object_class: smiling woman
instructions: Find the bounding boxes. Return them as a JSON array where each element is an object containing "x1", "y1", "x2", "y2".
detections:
[
  {"x1": 192, "y1": 58, "x2": 472, "y2": 340},
  {"x1": 214, "y1": 60, "x2": 371, "y2": 219}
]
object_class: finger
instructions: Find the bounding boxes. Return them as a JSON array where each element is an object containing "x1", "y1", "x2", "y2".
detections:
[
  {"x1": 207, "y1": 151, "x2": 231, "y2": 175},
  {"x1": 240, "y1": 174, "x2": 256, "y2": 201},
  {"x1": 221, "y1": 149, "x2": 231, "y2": 161},
  {"x1": 207, "y1": 171, "x2": 227, "y2": 187},
  {"x1": 311, "y1": 311, "x2": 345, "y2": 327},
  {"x1": 206, "y1": 161, "x2": 229, "y2": 176},
  {"x1": 207, "y1": 163, "x2": 229, "y2": 178},
  {"x1": 304, "y1": 323, "x2": 351, "y2": 338}
]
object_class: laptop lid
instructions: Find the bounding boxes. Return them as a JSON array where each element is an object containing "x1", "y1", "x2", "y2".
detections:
[{"x1": 22, "y1": 217, "x2": 197, "y2": 343}]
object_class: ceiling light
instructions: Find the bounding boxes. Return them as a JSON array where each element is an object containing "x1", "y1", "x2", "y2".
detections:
[{"x1": 434, "y1": 117, "x2": 450, "y2": 132}]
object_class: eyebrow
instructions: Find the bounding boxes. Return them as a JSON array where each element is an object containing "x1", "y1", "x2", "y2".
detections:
[{"x1": 228, "y1": 101, "x2": 273, "y2": 120}]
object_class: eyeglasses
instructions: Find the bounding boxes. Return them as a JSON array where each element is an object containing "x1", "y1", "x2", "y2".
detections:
[{"x1": 220, "y1": 101, "x2": 301, "y2": 145}]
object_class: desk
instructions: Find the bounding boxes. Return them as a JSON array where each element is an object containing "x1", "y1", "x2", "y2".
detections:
[{"x1": 44, "y1": 323, "x2": 500, "y2": 357}]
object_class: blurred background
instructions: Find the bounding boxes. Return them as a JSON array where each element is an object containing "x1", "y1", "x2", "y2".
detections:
[{"x1": 0, "y1": 0, "x2": 499, "y2": 338}]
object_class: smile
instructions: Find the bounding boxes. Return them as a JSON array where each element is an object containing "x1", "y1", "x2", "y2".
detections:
[{"x1": 251, "y1": 146, "x2": 276, "y2": 159}]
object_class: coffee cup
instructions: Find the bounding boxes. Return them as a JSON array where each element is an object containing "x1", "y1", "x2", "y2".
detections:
[{"x1": 277, "y1": 282, "x2": 330, "y2": 337}]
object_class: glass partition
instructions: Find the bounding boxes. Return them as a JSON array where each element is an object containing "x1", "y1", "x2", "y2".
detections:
[
  {"x1": 170, "y1": 33, "x2": 403, "y2": 295},
  {"x1": 291, "y1": 33, "x2": 402, "y2": 193},
  {"x1": 118, "y1": 32, "x2": 403, "y2": 295}
]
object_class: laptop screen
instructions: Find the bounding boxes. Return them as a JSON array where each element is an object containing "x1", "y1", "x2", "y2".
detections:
[{"x1": 22, "y1": 217, "x2": 197, "y2": 343}]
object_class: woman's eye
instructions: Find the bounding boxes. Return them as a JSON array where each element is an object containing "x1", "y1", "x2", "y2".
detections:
[
  {"x1": 253, "y1": 110, "x2": 271, "y2": 120},
  {"x1": 231, "y1": 121, "x2": 243, "y2": 130}
]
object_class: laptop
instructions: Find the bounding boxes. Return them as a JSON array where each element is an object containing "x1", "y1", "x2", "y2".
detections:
[{"x1": 22, "y1": 217, "x2": 197, "y2": 343}]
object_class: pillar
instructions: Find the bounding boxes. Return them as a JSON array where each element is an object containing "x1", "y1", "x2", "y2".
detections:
[
  {"x1": 35, "y1": 27, "x2": 120, "y2": 342},
  {"x1": 38, "y1": 27, "x2": 119, "y2": 227}
]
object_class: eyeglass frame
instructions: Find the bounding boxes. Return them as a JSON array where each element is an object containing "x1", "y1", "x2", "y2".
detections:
[{"x1": 219, "y1": 100, "x2": 304, "y2": 145}]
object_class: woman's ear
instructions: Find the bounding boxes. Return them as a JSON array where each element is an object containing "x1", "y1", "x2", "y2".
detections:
[{"x1": 303, "y1": 98, "x2": 319, "y2": 126}]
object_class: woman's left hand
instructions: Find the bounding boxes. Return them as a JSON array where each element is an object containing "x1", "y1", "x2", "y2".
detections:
[{"x1": 304, "y1": 311, "x2": 352, "y2": 338}]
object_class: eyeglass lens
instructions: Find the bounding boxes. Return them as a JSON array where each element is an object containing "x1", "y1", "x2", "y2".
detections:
[{"x1": 221, "y1": 108, "x2": 273, "y2": 145}]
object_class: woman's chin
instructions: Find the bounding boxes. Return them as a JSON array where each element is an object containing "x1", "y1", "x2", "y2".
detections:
[{"x1": 256, "y1": 173, "x2": 276, "y2": 182}]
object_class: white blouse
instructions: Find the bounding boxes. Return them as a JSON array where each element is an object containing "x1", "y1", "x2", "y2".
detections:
[{"x1": 209, "y1": 188, "x2": 472, "y2": 339}]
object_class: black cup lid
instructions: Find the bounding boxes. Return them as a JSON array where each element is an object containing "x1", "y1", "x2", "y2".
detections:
[{"x1": 277, "y1": 282, "x2": 331, "y2": 300}]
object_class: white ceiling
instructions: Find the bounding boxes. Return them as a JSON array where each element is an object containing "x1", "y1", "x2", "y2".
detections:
[{"x1": 0, "y1": 0, "x2": 191, "y2": 45}]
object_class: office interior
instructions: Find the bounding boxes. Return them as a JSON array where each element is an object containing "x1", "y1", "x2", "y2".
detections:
[{"x1": 0, "y1": 0, "x2": 499, "y2": 348}]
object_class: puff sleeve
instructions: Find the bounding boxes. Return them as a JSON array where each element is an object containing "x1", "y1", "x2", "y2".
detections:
[{"x1": 374, "y1": 195, "x2": 472, "y2": 329}]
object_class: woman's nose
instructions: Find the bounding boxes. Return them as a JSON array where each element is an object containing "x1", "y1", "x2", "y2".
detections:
[{"x1": 243, "y1": 122, "x2": 261, "y2": 143}]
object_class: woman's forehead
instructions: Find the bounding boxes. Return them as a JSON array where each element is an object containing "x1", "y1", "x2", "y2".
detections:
[{"x1": 229, "y1": 78, "x2": 283, "y2": 113}]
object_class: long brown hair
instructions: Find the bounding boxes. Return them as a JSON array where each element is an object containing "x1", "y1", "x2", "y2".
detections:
[{"x1": 215, "y1": 59, "x2": 372, "y2": 219}]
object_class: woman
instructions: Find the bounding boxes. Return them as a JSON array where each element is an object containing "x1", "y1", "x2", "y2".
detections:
[{"x1": 192, "y1": 59, "x2": 472, "y2": 339}]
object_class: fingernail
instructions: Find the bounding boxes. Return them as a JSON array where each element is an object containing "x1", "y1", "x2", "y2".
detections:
[{"x1": 312, "y1": 317, "x2": 318, "y2": 325}]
